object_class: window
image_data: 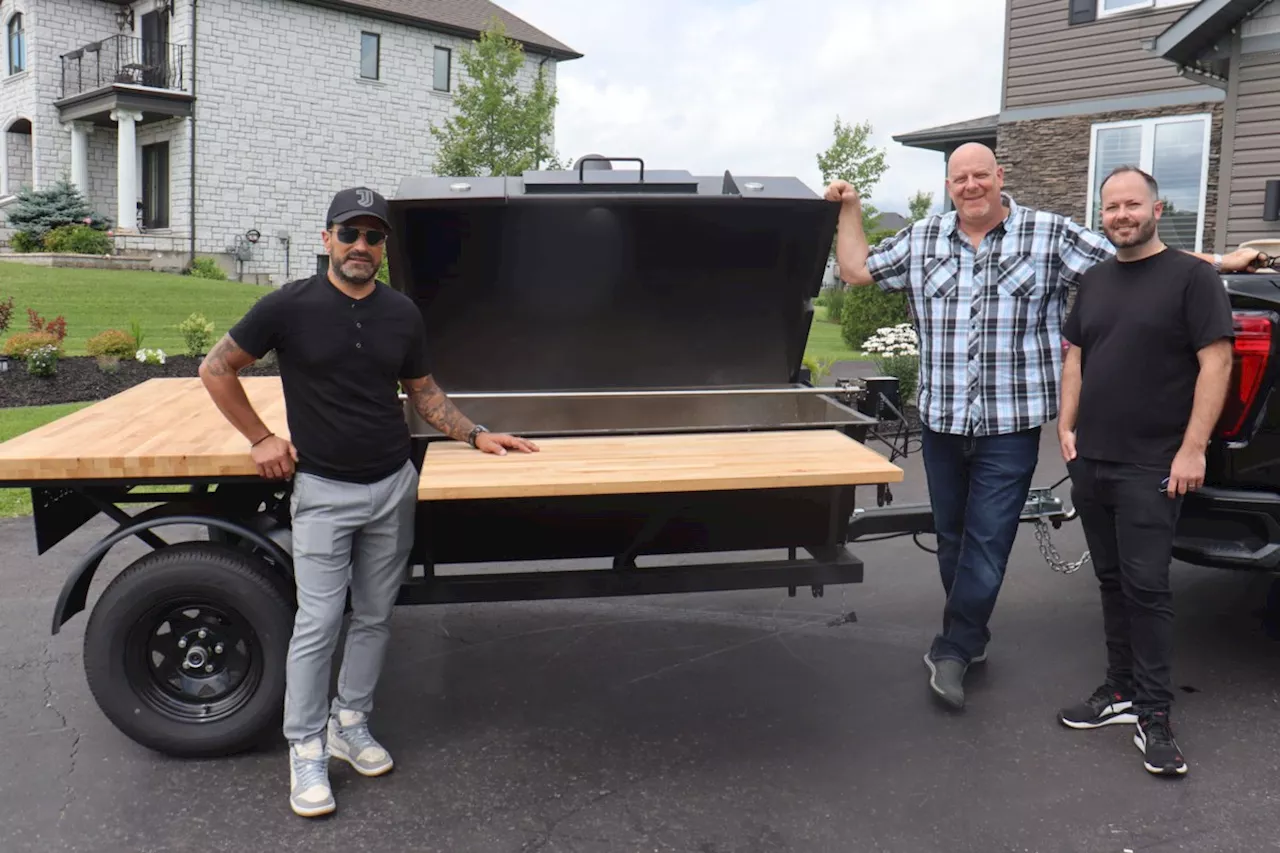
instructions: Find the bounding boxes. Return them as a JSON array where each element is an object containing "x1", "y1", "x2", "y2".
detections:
[
  {"x1": 360, "y1": 32, "x2": 380, "y2": 80},
  {"x1": 1097, "y1": 0, "x2": 1197, "y2": 19},
  {"x1": 7, "y1": 13, "x2": 24, "y2": 75},
  {"x1": 433, "y1": 46, "x2": 451, "y2": 92},
  {"x1": 1086, "y1": 114, "x2": 1211, "y2": 252},
  {"x1": 142, "y1": 142, "x2": 170, "y2": 230}
]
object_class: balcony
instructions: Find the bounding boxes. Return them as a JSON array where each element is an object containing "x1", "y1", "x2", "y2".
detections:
[{"x1": 55, "y1": 35, "x2": 192, "y2": 127}]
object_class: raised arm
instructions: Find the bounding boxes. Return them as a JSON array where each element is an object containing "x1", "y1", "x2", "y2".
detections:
[
  {"x1": 824, "y1": 180, "x2": 873, "y2": 286},
  {"x1": 199, "y1": 334, "x2": 296, "y2": 479}
]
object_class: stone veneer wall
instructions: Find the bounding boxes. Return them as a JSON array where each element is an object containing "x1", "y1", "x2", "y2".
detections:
[{"x1": 996, "y1": 102, "x2": 1223, "y2": 252}]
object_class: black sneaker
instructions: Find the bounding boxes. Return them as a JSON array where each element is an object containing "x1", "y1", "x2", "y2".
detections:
[
  {"x1": 1059, "y1": 684, "x2": 1137, "y2": 729},
  {"x1": 1134, "y1": 711, "x2": 1188, "y2": 776}
]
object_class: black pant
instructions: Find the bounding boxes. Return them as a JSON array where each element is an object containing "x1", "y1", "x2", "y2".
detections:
[{"x1": 1068, "y1": 457, "x2": 1183, "y2": 713}]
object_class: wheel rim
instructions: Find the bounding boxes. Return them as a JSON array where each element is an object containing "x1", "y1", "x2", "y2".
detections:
[{"x1": 125, "y1": 597, "x2": 265, "y2": 724}]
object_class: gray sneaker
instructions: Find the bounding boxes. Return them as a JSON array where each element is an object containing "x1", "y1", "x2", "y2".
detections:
[
  {"x1": 923, "y1": 653, "x2": 967, "y2": 709},
  {"x1": 289, "y1": 737, "x2": 335, "y2": 818},
  {"x1": 328, "y1": 710, "x2": 394, "y2": 777}
]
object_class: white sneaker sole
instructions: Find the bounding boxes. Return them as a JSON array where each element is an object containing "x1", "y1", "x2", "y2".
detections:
[
  {"x1": 290, "y1": 798, "x2": 336, "y2": 818},
  {"x1": 1134, "y1": 731, "x2": 1189, "y2": 776},
  {"x1": 1060, "y1": 703, "x2": 1138, "y2": 730}
]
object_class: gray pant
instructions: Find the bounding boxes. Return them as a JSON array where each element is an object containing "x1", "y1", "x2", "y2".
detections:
[{"x1": 282, "y1": 459, "x2": 417, "y2": 743}]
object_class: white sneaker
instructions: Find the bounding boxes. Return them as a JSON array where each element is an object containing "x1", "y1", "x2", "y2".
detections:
[
  {"x1": 288, "y1": 737, "x2": 335, "y2": 817},
  {"x1": 328, "y1": 710, "x2": 394, "y2": 777}
]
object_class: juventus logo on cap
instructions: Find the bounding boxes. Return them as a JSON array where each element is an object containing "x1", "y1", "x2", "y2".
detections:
[{"x1": 356, "y1": 188, "x2": 373, "y2": 207}]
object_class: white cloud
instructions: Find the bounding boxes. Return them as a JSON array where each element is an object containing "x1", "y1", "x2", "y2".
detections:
[{"x1": 499, "y1": 0, "x2": 1006, "y2": 215}]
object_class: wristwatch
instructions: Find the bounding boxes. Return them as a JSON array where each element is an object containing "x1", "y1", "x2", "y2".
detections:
[
  {"x1": 466, "y1": 424, "x2": 489, "y2": 448},
  {"x1": 1212, "y1": 253, "x2": 1223, "y2": 272}
]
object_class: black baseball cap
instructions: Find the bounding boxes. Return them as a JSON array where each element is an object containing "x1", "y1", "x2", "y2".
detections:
[{"x1": 326, "y1": 186, "x2": 391, "y2": 230}]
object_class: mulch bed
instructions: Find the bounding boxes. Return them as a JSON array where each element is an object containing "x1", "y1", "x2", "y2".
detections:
[{"x1": 0, "y1": 355, "x2": 281, "y2": 408}]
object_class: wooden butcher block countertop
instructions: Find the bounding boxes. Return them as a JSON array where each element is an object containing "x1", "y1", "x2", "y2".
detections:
[
  {"x1": 417, "y1": 430, "x2": 904, "y2": 500},
  {"x1": 0, "y1": 377, "x2": 289, "y2": 482},
  {"x1": 0, "y1": 377, "x2": 905, "y2": 497}
]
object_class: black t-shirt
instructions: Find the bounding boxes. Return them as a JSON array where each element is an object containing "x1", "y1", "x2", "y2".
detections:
[
  {"x1": 228, "y1": 274, "x2": 431, "y2": 483},
  {"x1": 1062, "y1": 248, "x2": 1234, "y2": 466}
]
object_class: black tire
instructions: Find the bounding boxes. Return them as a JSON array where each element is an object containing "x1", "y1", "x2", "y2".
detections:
[{"x1": 83, "y1": 542, "x2": 294, "y2": 758}]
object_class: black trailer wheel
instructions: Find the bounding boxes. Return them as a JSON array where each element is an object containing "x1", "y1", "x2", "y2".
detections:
[{"x1": 83, "y1": 542, "x2": 294, "y2": 758}]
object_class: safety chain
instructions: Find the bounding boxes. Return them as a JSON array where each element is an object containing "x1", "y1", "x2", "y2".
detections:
[{"x1": 1034, "y1": 518, "x2": 1091, "y2": 574}]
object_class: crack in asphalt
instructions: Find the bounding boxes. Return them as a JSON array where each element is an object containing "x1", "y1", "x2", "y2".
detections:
[{"x1": 39, "y1": 641, "x2": 82, "y2": 827}]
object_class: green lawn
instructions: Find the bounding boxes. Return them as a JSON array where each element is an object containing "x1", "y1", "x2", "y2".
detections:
[
  {"x1": 0, "y1": 265, "x2": 268, "y2": 355},
  {"x1": 805, "y1": 305, "x2": 865, "y2": 363},
  {"x1": 0, "y1": 402, "x2": 91, "y2": 517}
]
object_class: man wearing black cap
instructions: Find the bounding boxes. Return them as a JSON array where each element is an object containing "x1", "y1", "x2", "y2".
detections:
[{"x1": 199, "y1": 186, "x2": 537, "y2": 818}]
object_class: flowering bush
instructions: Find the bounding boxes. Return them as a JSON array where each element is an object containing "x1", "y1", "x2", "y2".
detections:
[
  {"x1": 862, "y1": 323, "x2": 920, "y2": 407},
  {"x1": 136, "y1": 347, "x2": 167, "y2": 365},
  {"x1": 26, "y1": 344, "x2": 59, "y2": 377}
]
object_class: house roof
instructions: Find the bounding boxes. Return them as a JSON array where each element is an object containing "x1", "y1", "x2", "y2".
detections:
[
  {"x1": 892, "y1": 115, "x2": 999, "y2": 153},
  {"x1": 94, "y1": 0, "x2": 581, "y2": 60},
  {"x1": 1150, "y1": 0, "x2": 1271, "y2": 66}
]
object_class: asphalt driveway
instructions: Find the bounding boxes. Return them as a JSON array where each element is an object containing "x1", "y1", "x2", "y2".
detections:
[{"x1": 3, "y1": 424, "x2": 1280, "y2": 852}]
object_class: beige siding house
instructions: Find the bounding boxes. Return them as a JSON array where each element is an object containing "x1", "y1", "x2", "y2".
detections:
[{"x1": 896, "y1": 0, "x2": 1280, "y2": 254}]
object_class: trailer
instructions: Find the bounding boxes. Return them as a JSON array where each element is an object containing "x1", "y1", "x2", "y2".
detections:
[{"x1": 0, "y1": 160, "x2": 919, "y2": 758}]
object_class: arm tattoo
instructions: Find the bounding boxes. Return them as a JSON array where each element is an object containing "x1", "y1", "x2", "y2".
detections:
[
  {"x1": 202, "y1": 335, "x2": 249, "y2": 378},
  {"x1": 404, "y1": 376, "x2": 474, "y2": 441}
]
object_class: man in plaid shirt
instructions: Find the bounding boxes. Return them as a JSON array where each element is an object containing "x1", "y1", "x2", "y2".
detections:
[{"x1": 826, "y1": 142, "x2": 1261, "y2": 710}]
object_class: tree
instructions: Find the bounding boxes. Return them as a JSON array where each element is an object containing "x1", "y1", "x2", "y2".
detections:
[
  {"x1": 430, "y1": 17, "x2": 563, "y2": 177},
  {"x1": 908, "y1": 190, "x2": 934, "y2": 223},
  {"x1": 7, "y1": 179, "x2": 111, "y2": 240},
  {"x1": 816, "y1": 117, "x2": 889, "y2": 236}
]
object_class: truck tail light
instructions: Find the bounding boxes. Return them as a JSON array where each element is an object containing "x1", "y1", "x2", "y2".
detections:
[{"x1": 1218, "y1": 312, "x2": 1273, "y2": 441}]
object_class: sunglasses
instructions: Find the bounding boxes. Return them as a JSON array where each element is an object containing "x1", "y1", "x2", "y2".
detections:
[{"x1": 333, "y1": 225, "x2": 387, "y2": 246}]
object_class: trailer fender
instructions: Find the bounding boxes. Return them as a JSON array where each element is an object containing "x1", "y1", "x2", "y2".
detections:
[{"x1": 51, "y1": 514, "x2": 293, "y2": 635}]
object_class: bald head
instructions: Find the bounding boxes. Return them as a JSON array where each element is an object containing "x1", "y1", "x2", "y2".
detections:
[
  {"x1": 948, "y1": 142, "x2": 998, "y2": 177},
  {"x1": 946, "y1": 143, "x2": 1005, "y2": 228}
]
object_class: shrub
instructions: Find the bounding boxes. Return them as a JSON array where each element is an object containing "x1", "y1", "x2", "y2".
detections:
[
  {"x1": 26, "y1": 344, "x2": 59, "y2": 377},
  {"x1": 43, "y1": 223, "x2": 113, "y2": 255},
  {"x1": 4, "y1": 331, "x2": 62, "y2": 359},
  {"x1": 87, "y1": 329, "x2": 138, "y2": 359},
  {"x1": 178, "y1": 312, "x2": 216, "y2": 355},
  {"x1": 10, "y1": 231, "x2": 42, "y2": 253},
  {"x1": 862, "y1": 323, "x2": 920, "y2": 408},
  {"x1": 136, "y1": 347, "x2": 167, "y2": 365},
  {"x1": 803, "y1": 355, "x2": 836, "y2": 385},
  {"x1": 823, "y1": 285, "x2": 849, "y2": 325},
  {"x1": 27, "y1": 309, "x2": 67, "y2": 342},
  {"x1": 130, "y1": 318, "x2": 146, "y2": 350},
  {"x1": 0, "y1": 296, "x2": 13, "y2": 334},
  {"x1": 840, "y1": 285, "x2": 911, "y2": 354},
  {"x1": 188, "y1": 257, "x2": 227, "y2": 280}
]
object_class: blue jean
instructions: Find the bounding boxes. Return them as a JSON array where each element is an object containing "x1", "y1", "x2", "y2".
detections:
[{"x1": 921, "y1": 426, "x2": 1041, "y2": 663}]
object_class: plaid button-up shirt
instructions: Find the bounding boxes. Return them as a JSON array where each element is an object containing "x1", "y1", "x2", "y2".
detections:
[{"x1": 866, "y1": 194, "x2": 1115, "y2": 437}]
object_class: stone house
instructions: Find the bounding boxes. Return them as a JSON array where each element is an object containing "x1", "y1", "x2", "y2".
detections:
[
  {"x1": 894, "y1": 0, "x2": 1280, "y2": 255},
  {"x1": 0, "y1": 0, "x2": 579, "y2": 282}
]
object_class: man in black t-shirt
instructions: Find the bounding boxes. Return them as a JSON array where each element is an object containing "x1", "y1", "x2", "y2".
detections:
[
  {"x1": 199, "y1": 187, "x2": 537, "y2": 818},
  {"x1": 1056, "y1": 166, "x2": 1234, "y2": 777}
]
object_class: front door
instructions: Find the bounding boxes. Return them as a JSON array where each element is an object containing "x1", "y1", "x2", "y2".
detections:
[{"x1": 140, "y1": 10, "x2": 168, "y2": 88}]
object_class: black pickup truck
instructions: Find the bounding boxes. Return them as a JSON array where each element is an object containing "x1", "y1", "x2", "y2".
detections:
[{"x1": 1172, "y1": 270, "x2": 1280, "y2": 573}]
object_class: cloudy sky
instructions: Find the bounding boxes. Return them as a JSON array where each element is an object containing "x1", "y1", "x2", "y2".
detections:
[{"x1": 499, "y1": 0, "x2": 1007, "y2": 216}]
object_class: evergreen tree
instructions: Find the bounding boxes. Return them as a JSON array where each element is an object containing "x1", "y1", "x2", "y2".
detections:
[{"x1": 7, "y1": 179, "x2": 111, "y2": 240}]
